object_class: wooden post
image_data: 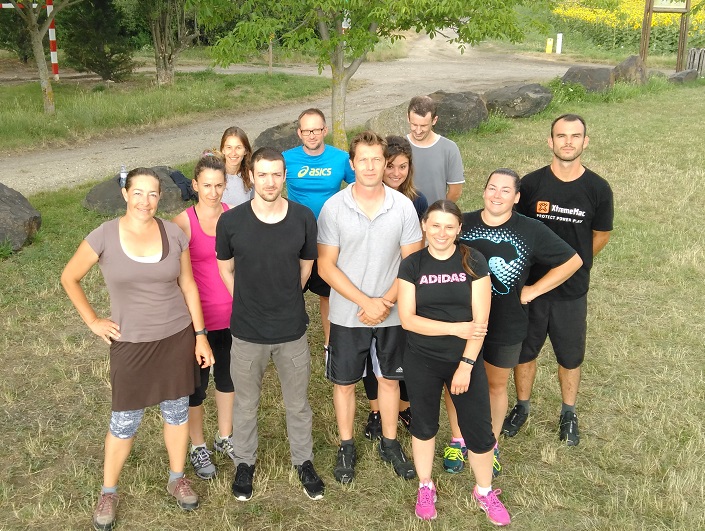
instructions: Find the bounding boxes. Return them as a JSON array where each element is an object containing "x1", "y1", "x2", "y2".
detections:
[
  {"x1": 639, "y1": 0, "x2": 654, "y2": 64},
  {"x1": 676, "y1": 0, "x2": 692, "y2": 72}
]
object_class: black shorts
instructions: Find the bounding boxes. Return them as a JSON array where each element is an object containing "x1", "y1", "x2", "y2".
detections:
[
  {"x1": 483, "y1": 342, "x2": 523, "y2": 369},
  {"x1": 403, "y1": 346, "x2": 495, "y2": 454},
  {"x1": 519, "y1": 295, "x2": 587, "y2": 370},
  {"x1": 326, "y1": 324, "x2": 405, "y2": 384},
  {"x1": 189, "y1": 328, "x2": 234, "y2": 407},
  {"x1": 304, "y1": 260, "x2": 331, "y2": 297}
]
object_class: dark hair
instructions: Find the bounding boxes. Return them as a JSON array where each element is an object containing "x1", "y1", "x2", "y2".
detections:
[
  {"x1": 384, "y1": 135, "x2": 418, "y2": 200},
  {"x1": 125, "y1": 167, "x2": 161, "y2": 193},
  {"x1": 484, "y1": 167, "x2": 520, "y2": 193},
  {"x1": 297, "y1": 108, "x2": 327, "y2": 127},
  {"x1": 250, "y1": 147, "x2": 286, "y2": 175},
  {"x1": 194, "y1": 151, "x2": 226, "y2": 181},
  {"x1": 550, "y1": 114, "x2": 587, "y2": 137},
  {"x1": 219, "y1": 126, "x2": 253, "y2": 191},
  {"x1": 422, "y1": 200, "x2": 479, "y2": 279},
  {"x1": 408, "y1": 95, "x2": 437, "y2": 119},
  {"x1": 349, "y1": 130, "x2": 387, "y2": 160}
]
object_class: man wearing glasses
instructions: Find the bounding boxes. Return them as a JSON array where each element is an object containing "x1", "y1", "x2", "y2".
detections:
[{"x1": 284, "y1": 108, "x2": 355, "y2": 353}]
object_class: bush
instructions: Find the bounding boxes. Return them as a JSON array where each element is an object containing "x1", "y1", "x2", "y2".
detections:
[{"x1": 0, "y1": 8, "x2": 39, "y2": 63}]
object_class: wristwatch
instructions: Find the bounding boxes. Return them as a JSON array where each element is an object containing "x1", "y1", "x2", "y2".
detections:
[{"x1": 194, "y1": 328, "x2": 208, "y2": 336}]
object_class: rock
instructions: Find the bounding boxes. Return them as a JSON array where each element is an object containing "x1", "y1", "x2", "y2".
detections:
[
  {"x1": 483, "y1": 83, "x2": 553, "y2": 118},
  {"x1": 430, "y1": 90, "x2": 488, "y2": 135},
  {"x1": 613, "y1": 55, "x2": 648, "y2": 85},
  {"x1": 365, "y1": 101, "x2": 409, "y2": 138},
  {"x1": 562, "y1": 66, "x2": 615, "y2": 92},
  {"x1": 648, "y1": 70, "x2": 667, "y2": 79},
  {"x1": 253, "y1": 121, "x2": 300, "y2": 152},
  {"x1": 0, "y1": 182, "x2": 42, "y2": 251},
  {"x1": 83, "y1": 167, "x2": 187, "y2": 216},
  {"x1": 668, "y1": 69, "x2": 699, "y2": 84}
]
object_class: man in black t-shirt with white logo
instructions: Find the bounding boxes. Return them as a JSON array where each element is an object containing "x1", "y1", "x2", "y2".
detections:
[{"x1": 502, "y1": 114, "x2": 614, "y2": 446}]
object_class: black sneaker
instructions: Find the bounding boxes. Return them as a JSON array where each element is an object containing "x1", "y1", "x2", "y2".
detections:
[
  {"x1": 333, "y1": 444, "x2": 356, "y2": 484},
  {"x1": 398, "y1": 407, "x2": 412, "y2": 433},
  {"x1": 364, "y1": 411, "x2": 382, "y2": 440},
  {"x1": 379, "y1": 438, "x2": 416, "y2": 479},
  {"x1": 295, "y1": 460, "x2": 325, "y2": 500},
  {"x1": 559, "y1": 411, "x2": 580, "y2": 446},
  {"x1": 231, "y1": 463, "x2": 255, "y2": 501},
  {"x1": 502, "y1": 404, "x2": 529, "y2": 437}
]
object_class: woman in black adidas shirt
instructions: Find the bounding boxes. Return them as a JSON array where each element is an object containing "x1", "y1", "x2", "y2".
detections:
[{"x1": 398, "y1": 200, "x2": 510, "y2": 525}]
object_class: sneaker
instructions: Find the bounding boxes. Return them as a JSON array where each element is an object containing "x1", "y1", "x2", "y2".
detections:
[
  {"x1": 443, "y1": 441, "x2": 467, "y2": 474},
  {"x1": 92, "y1": 492, "x2": 118, "y2": 531},
  {"x1": 379, "y1": 438, "x2": 416, "y2": 479},
  {"x1": 502, "y1": 403, "x2": 529, "y2": 437},
  {"x1": 231, "y1": 463, "x2": 255, "y2": 501},
  {"x1": 295, "y1": 460, "x2": 325, "y2": 500},
  {"x1": 189, "y1": 446, "x2": 217, "y2": 480},
  {"x1": 214, "y1": 434, "x2": 236, "y2": 461},
  {"x1": 333, "y1": 444, "x2": 356, "y2": 484},
  {"x1": 473, "y1": 487, "x2": 511, "y2": 526},
  {"x1": 398, "y1": 407, "x2": 412, "y2": 433},
  {"x1": 415, "y1": 483, "x2": 437, "y2": 520},
  {"x1": 559, "y1": 411, "x2": 580, "y2": 446},
  {"x1": 364, "y1": 411, "x2": 382, "y2": 440},
  {"x1": 166, "y1": 476, "x2": 199, "y2": 511},
  {"x1": 493, "y1": 446, "x2": 502, "y2": 478}
]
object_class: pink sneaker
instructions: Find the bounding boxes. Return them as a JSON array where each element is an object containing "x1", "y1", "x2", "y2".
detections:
[
  {"x1": 473, "y1": 487, "x2": 510, "y2": 526},
  {"x1": 415, "y1": 483, "x2": 437, "y2": 520}
]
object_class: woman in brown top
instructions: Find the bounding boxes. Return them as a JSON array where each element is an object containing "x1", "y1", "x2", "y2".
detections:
[{"x1": 61, "y1": 168, "x2": 214, "y2": 531}]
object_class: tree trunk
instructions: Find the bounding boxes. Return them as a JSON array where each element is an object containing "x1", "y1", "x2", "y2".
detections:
[
  {"x1": 154, "y1": 49, "x2": 175, "y2": 86},
  {"x1": 151, "y1": 14, "x2": 175, "y2": 86},
  {"x1": 28, "y1": 15, "x2": 55, "y2": 114},
  {"x1": 330, "y1": 64, "x2": 349, "y2": 149}
]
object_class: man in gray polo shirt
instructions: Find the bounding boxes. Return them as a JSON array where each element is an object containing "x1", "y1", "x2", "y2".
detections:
[
  {"x1": 318, "y1": 131, "x2": 424, "y2": 484},
  {"x1": 407, "y1": 95, "x2": 465, "y2": 204}
]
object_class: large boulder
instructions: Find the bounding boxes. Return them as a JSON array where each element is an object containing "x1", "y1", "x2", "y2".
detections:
[
  {"x1": 613, "y1": 55, "x2": 647, "y2": 85},
  {"x1": 430, "y1": 90, "x2": 488, "y2": 135},
  {"x1": 0, "y1": 182, "x2": 41, "y2": 251},
  {"x1": 365, "y1": 101, "x2": 409, "y2": 137},
  {"x1": 253, "y1": 121, "x2": 300, "y2": 152},
  {"x1": 668, "y1": 69, "x2": 699, "y2": 84},
  {"x1": 84, "y1": 167, "x2": 187, "y2": 216},
  {"x1": 562, "y1": 66, "x2": 615, "y2": 92},
  {"x1": 483, "y1": 83, "x2": 553, "y2": 118}
]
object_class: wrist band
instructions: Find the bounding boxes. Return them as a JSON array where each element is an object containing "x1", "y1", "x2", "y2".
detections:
[{"x1": 460, "y1": 357, "x2": 475, "y2": 366}]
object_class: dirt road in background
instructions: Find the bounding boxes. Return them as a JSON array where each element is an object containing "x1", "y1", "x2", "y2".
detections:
[{"x1": 1, "y1": 36, "x2": 585, "y2": 195}]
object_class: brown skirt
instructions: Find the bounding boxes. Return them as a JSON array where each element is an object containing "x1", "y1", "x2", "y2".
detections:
[{"x1": 109, "y1": 324, "x2": 200, "y2": 411}]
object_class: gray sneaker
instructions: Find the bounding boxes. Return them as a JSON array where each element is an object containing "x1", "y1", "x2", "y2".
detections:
[
  {"x1": 92, "y1": 492, "x2": 118, "y2": 531},
  {"x1": 189, "y1": 446, "x2": 217, "y2": 480},
  {"x1": 167, "y1": 476, "x2": 199, "y2": 510},
  {"x1": 214, "y1": 434, "x2": 236, "y2": 461}
]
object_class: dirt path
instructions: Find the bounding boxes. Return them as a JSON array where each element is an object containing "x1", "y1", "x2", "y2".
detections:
[{"x1": 1, "y1": 37, "x2": 583, "y2": 196}]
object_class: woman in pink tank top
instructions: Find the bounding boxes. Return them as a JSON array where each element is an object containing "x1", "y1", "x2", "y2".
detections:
[{"x1": 173, "y1": 152, "x2": 237, "y2": 480}]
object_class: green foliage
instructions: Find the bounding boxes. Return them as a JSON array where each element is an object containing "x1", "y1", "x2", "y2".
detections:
[
  {"x1": 0, "y1": 240, "x2": 12, "y2": 260},
  {"x1": 57, "y1": 0, "x2": 136, "y2": 82},
  {"x1": 0, "y1": 7, "x2": 38, "y2": 63}
]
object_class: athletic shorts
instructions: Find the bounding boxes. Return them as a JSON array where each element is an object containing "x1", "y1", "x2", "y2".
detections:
[
  {"x1": 303, "y1": 260, "x2": 331, "y2": 298},
  {"x1": 519, "y1": 295, "x2": 587, "y2": 370},
  {"x1": 483, "y1": 342, "x2": 523, "y2": 369},
  {"x1": 189, "y1": 328, "x2": 234, "y2": 407},
  {"x1": 326, "y1": 324, "x2": 405, "y2": 384}
]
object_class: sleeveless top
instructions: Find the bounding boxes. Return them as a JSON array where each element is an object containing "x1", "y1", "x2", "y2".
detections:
[{"x1": 187, "y1": 204, "x2": 232, "y2": 331}]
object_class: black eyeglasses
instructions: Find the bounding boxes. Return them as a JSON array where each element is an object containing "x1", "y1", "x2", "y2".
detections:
[{"x1": 300, "y1": 128, "x2": 325, "y2": 137}]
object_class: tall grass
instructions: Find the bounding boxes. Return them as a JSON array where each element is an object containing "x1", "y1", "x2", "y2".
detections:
[{"x1": 1, "y1": 81, "x2": 704, "y2": 529}]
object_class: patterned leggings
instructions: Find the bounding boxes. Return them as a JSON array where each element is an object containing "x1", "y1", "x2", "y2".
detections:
[{"x1": 109, "y1": 396, "x2": 189, "y2": 439}]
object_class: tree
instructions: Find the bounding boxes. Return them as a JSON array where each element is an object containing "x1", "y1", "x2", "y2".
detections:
[
  {"x1": 191, "y1": 0, "x2": 524, "y2": 147},
  {"x1": 0, "y1": 8, "x2": 34, "y2": 63},
  {"x1": 9, "y1": 0, "x2": 84, "y2": 114}
]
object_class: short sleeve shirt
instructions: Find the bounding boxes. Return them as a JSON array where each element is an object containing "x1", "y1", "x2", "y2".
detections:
[{"x1": 407, "y1": 135, "x2": 464, "y2": 204}]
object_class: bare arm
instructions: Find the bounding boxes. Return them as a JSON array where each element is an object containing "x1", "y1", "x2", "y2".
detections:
[
  {"x1": 446, "y1": 183, "x2": 463, "y2": 203},
  {"x1": 217, "y1": 258, "x2": 235, "y2": 298},
  {"x1": 171, "y1": 210, "x2": 191, "y2": 241},
  {"x1": 300, "y1": 259, "x2": 314, "y2": 290},
  {"x1": 378, "y1": 240, "x2": 425, "y2": 305},
  {"x1": 61, "y1": 240, "x2": 121, "y2": 344},
  {"x1": 593, "y1": 230, "x2": 611, "y2": 257},
  {"x1": 178, "y1": 250, "x2": 213, "y2": 368},
  {"x1": 521, "y1": 254, "x2": 583, "y2": 304}
]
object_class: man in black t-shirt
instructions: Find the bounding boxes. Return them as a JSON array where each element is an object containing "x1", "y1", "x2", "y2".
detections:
[
  {"x1": 503, "y1": 114, "x2": 614, "y2": 446},
  {"x1": 216, "y1": 148, "x2": 325, "y2": 501}
]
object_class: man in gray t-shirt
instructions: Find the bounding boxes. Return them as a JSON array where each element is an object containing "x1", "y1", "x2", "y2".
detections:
[
  {"x1": 407, "y1": 95, "x2": 465, "y2": 205},
  {"x1": 318, "y1": 131, "x2": 423, "y2": 485}
]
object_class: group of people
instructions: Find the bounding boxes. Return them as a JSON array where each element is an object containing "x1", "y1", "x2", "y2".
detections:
[{"x1": 61, "y1": 96, "x2": 613, "y2": 530}]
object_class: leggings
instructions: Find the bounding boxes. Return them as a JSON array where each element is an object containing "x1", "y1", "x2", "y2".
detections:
[{"x1": 109, "y1": 395, "x2": 189, "y2": 439}]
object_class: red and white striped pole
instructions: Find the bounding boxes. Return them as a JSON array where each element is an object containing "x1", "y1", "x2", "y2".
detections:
[{"x1": 1, "y1": 2, "x2": 59, "y2": 79}]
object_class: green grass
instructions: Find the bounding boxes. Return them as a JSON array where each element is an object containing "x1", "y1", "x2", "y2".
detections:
[
  {"x1": 0, "y1": 71, "x2": 330, "y2": 153},
  {"x1": 2, "y1": 81, "x2": 705, "y2": 530}
]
